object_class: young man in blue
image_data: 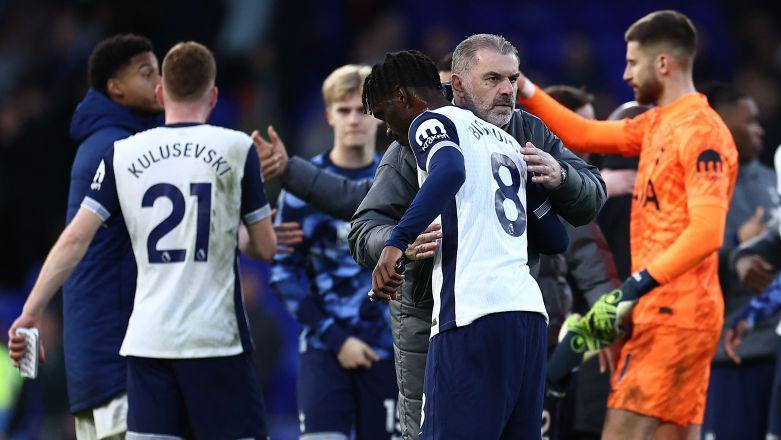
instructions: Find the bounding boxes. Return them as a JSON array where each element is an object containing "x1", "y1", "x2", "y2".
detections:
[
  {"x1": 366, "y1": 51, "x2": 568, "y2": 440},
  {"x1": 271, "y1": 65, "x2": 400, "y2": 439},
  {"x1": 64, "y1": 34, "x2": 161, "y2": 439}
]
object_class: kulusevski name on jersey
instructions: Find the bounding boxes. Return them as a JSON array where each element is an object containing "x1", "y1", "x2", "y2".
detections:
[
  {"x1": 406, "y1": 106, "x2": 547, "y2": 337},
  {"x1": 81, "y1": 123, "x2": 270, "y2": 359},
  {"x1": 125, "y1": 142, "x2": 233, "y2": 178}
]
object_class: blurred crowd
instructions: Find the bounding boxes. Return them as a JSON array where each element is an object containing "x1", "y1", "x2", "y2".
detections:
[{"x1": 0, "y1": 0, "x2": 780, "y2": 438}]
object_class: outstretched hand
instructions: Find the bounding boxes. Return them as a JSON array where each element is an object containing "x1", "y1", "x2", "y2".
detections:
[{"x1": 252, "y1": 125, "x2": 289, "y2": 181}]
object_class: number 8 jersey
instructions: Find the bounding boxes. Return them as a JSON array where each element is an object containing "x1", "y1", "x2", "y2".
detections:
[
  {"x1": 408, "y1": 107, "x2": 547, "y2": 338},
  {"x1": 82, "y1": 123, "x2": 270, "y2": 358}
]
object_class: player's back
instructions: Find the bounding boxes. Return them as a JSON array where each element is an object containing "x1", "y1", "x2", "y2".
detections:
[
  {"x1": 110, "y1": 123, "x2": 266, "y2": 358},
  {"x1": 410, "y1": 106, "x2": 547, "y2": 337},
  {"x1": 629, "y1": 93, "x2": 738, "y2": 330}
]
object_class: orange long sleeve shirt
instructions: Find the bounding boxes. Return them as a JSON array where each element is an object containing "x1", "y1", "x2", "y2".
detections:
[{"x1": 520, "y1": 85, "x2": 738, "y2": 330}]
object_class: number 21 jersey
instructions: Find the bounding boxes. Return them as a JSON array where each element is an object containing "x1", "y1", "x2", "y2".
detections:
[
  {"x1": 82, "y1": 123, "x2": 270, "y2": 358},
  {"x1": 408, "y1": 106, "x2": 547, "y2": 338}
]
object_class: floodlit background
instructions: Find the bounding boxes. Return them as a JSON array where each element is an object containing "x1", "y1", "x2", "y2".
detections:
[{"x1": 0, "y1": 0, "x2": 779, "y2": 438}]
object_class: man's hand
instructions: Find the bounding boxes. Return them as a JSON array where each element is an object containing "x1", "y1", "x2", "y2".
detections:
[
  {"x1": 522, "y1": 142, "x2": 563, "y2": 189},
  {"x1": 371, "y1": 246, "x2": 405, "y2": 301},
  {"x1": 7, "y1": 311, "x2": 46, "y2": 368},
  {"x1": 602, "y1": 169, "x2": 637, "y2": 198},
  {"x1": 738, "y1": 207, "x2": 765, "y2": 243},
  {"x1": 337, "y1": 336, "x2": 380, "y2": 369},
  {"x1": 597, "y1": 340, "x2": 625, "y2": 374},
  {"x1": 252, "y1": 125, "x2": 289, "y2": 181},
  {"x1": 724, "y1": 319, "x2": 752, "y2": 365},
  {"x1": 273, "y1": 222, "x2": 304, "y2": 254},
  {"x1": 405, "y1": 223, "x2": 441, "y2": 261},
  {"x1": 736, "y1": 254, "x2": 774, "y2": 292}
]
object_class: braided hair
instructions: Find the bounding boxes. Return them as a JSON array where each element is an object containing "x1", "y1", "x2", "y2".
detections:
[{"x1": 362, "y1": 50, "x2": 442, "y2": 114}]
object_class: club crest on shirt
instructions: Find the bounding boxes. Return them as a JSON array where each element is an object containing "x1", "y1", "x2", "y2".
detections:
[
  {"x1": 695, "y1": 149, "x2": 723, "y2": 173},
  {"x1": 91, "y1": 160, "x2": 106, "y2": 190}
]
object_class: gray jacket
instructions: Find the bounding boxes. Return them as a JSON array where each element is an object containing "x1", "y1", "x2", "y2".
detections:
[
  {"x1": 713, "y1": 160, "x2": 781, "y2": 363},
  {"x1": 279, "y1": 155, "x2": 372, "y2": 220},
  {"x1": 348, "y1": 109, "x2": 606, "y2": 439}
]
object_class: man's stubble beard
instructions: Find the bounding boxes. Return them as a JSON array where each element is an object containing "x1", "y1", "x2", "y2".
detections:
[
  {"x1": 462, "y1": 89, "x2": 513, "y2": 127},
  {"x1": 635, "y1": 75, "x2": 663, "y2": 106}
]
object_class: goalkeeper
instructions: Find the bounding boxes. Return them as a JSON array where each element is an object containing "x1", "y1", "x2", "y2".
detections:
[{"x1": 518, "y1": 10, "x2": 738, "y2": 437}]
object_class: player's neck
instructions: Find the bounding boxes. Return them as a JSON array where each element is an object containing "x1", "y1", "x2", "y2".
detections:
[
  {"x1": 658, "y1": 74, "x2": 696, "y2": 108},
  {"x1": 330, "y1": 143, "x2": 375, "y2": 169},
  {"x1": 164, "y1": 103, "x2": 211, "y2": 125}
]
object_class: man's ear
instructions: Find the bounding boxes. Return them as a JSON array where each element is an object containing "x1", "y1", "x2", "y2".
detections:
[
  {"x1": 155, "y1": 84, "x2": 164, "y2": 108},
  {"x1": 450, "y1": 74, "x2": 465, "y2": 94},
  {"x1": 395, "y1": 86, "x2": 407, "y2": 106},
  {"x1": 107, "y1": 78, "x2": 123, "y2": 99},
  {"x1": 209, "y1": 86, "x2": 218, "y2": 109},
  {"x1": 324, "y1": 105, "x2": 334, "y2": 127},
  {"x1": 657, "y1": 53, "x2": 670, "y2": 76}
]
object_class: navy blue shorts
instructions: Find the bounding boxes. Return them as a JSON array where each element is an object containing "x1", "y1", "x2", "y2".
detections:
[
  {"x1": 297, "y1": 349, "x2": 400, "y2": 438},
  {"x1": 126, "y1": 353, "x2": 267, "y2": 439},
  {"x1": 769, "y1": 343, "x2": 781, "y2": 436},
  {"x1": 704, "y1": 358, "x2": 776, "y2": 440},
  {"x1": 420, "y1": 311, "x2": 547, "y2": 440}
]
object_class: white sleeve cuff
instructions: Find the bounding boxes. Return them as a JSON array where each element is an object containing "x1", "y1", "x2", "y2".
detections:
[
  {"x1": 81, "y1": 196, "x2": 111, "y2": 222},
  {"x1": 243, "y1": 204, "x2": 272, "y2": 225}
]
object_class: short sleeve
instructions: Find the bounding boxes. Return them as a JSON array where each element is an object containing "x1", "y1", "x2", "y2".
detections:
[
  {"x1": 81, "y1": 147, "x2": 119, "y2": 222},
  {"x1": 680, "y1": 124, "x2": 737, "y2": 209},
  {"x1": 241, "y1": 145, "x2": 271, "y2": 225},
  {"x1": 407, "y1": 111, "x2": 461, "y2": 172}
]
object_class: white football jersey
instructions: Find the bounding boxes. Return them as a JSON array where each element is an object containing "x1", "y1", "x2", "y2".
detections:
[
  {"x1": 82, "y1": 123, "x2": 270, "y2": 358},
  {"x1": 407, "y1": 106, "x2": 547, "y2": 337}
]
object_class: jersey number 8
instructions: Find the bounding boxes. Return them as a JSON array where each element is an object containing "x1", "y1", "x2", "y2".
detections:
[{"x1": 490, "y1": 153, "x2": 526, "y2": 237}]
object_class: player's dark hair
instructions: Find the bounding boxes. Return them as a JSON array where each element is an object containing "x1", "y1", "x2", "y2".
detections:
[
  {"x1": 162, "y1": 41, "x2": 216, "y2": 102},
  {"x1": 544, "y1": 85, "x2": 594, "y2": 112},
  {"x1": 88, "y1": 34, "x2": 154, "y2": 94},
  {"x1": 437, "y1": 52, "x2": 453, "y2": 72},
  {"x1": 625, "y1": 10, "x2": 697, "y2": 61},
  {"x1": 362, "y1": 50, "x2": 442, "y2": 114},
  {"x1": 699, "y1": 81, "x2": 746, "y2": 110}
]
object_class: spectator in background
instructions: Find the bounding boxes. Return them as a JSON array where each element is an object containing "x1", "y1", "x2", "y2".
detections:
[
  {"x1": 62, "y1": 34, "x2": 161, "y2": 440},
  {"x1": 270, "y1": 65, "x2": 400, "y2": 439},
  {"x1": 701, "y1": 82, "x2": 780, "y2": 440},
  {"x1": 540, "y1": 85, "x2": 621, "y2": 440},
  {"x1": 437, "y1": 52, "x2": 453, "y2": 84},
  {"x1": 724, "y1": 143, "x2": 781, "y2": 440}
]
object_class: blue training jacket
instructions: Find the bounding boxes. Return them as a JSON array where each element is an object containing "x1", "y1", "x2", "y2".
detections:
[
  {"x1": 270, "y1": 152, "x2": 393, "y2": 359},
  {"x1": 63, "y1": 89, "x2": 157, "y2": 412}
]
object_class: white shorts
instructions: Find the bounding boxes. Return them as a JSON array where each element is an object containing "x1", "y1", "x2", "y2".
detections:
[{"x1": 74, "y1": 393, "x2": 128, "y2": 440}]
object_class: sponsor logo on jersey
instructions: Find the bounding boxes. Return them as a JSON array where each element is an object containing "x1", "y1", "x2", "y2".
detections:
[
  {"x1": 696, "y1": 149, "x2": 723, "y2": 173},
  {"x1": 91, "y1": 160, "x2": 106, "y2": 190},
  {"x1": 415, "y1": 119, "x2": 449, "y2": 151},
  {"x1": 634, "y1": 178, "x2": 660, "y2": 211}
]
